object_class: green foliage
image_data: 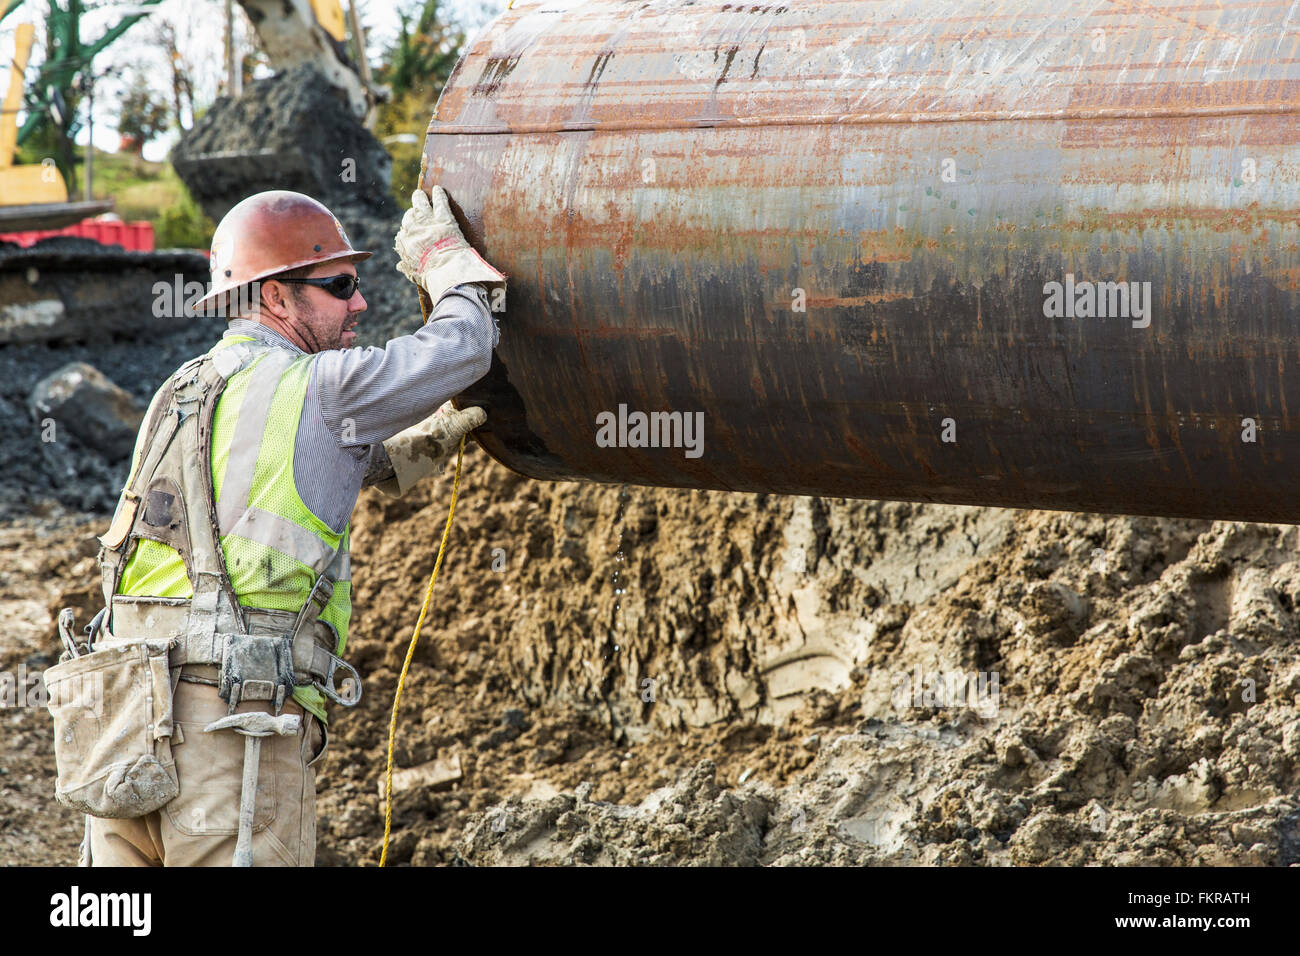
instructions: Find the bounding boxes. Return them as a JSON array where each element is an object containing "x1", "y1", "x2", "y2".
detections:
[
  {"x1": 17, "y1": 0, "x2": 164, "y2": 188},
  {"x1": 376, "y1": 90, "x2": 435, "y2": 209},
  {"x1": 117, "y1": 72, "x2": 170, "y2": 150},
  {"x1": 85, "y1": 147, "x2": 173, "y2": 221},
  {"x1": 375, "y1": 0, "x2": 465, "y2": 208},
  {"x1": 379, "y1": 0, "x2": 463, "y2": 99},
  {"x1": 19, "y1": 96, "x2": 81, "y2": 191},
  {"x1": 155, "y1": 185, "x2": 213, "y2": 250}
]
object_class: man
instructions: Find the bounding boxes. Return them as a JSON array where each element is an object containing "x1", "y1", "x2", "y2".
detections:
[{"x1": 71, "y1": 187, "x2": 503, "y2": 866}]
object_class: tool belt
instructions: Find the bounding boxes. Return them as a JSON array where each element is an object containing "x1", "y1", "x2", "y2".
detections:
[
  {"x1": 106, "y1": 591, "x2": 361, "y2": 711},
  {"x1": 46, "y1": 630, "x2": 180, "y2": 819},
  {"x1": 52, "y1": 342, "x2": 362, "y2": 821}
]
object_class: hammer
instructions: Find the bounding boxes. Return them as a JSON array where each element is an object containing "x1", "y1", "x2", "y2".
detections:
[{"x1": 204, "y1": 712, "x2": 302, "y2": 867}]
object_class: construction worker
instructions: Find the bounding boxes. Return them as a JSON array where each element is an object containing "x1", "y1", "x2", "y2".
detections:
[{"x1": 47, "y1": 188, "x2": 504, "y2": 866}]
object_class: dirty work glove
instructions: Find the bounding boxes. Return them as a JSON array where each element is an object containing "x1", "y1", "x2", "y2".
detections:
[
  {"x1": 375, "y1": 401, "x2": 487, "y2": 497},
  {"x1": 394, "y1": 187, "x2": 506, "y2": 305}
]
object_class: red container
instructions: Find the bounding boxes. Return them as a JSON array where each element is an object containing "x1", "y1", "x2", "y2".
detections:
[{"x1": 0, "y1": 217, "x2": 155, "y2": 251}]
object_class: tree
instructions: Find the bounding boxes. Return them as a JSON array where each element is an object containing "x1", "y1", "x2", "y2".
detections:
[
  {"x1": 375, "y1": 0, "x2": 465, "y2": 207},
  {"x1": 152, "y1": 19, "x2": 194, "y2": 132},
  {"x1": 380, "y1": 0, "x2": 463, "y2": 99},
  {"x1": 13, "y1": 0, "x2": 166, "y2": 188},
  {"x1": 117, "y1": 72, "x2": 169, "y2": 151}
]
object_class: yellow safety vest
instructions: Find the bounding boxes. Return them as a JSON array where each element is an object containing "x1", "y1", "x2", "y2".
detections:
[{"x1": 114, "y1": 336, "x2": 352, "y2": 722}]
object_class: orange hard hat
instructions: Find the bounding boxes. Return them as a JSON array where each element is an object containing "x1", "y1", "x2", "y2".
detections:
[{"x1": 197, "y1": 190, "x2": 371, "y2": 312}]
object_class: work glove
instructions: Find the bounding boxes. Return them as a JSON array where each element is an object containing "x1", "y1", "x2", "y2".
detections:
[
  {"x1": 394, "y1": 187, "x2": 506, "y2": 304},
  {"x1": 374, "y1": 401, "x2": 487, "y2": 497}
]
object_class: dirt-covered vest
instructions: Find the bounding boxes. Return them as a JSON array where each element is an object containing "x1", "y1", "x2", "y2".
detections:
[{"x1": 98, "y1": 336, "x2": 360, "y2": 721}]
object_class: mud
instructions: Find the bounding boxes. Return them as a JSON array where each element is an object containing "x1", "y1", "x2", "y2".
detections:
[
  {"x1": 0, "y1": 511, "x2": 101, "y2": 863},
  {"x1": 310, "y1": 449, "x2": 1298, "y2": 866},
  {"x1": 4, "y1": 448, "x2": 1298, "y2": 865}
]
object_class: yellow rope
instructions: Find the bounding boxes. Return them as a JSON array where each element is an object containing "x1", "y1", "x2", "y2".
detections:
[{"x1": 379, "y1": 433, "x2": 467, "y2": 866}]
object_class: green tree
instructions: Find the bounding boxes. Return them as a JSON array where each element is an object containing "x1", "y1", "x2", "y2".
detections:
[
  {"x1": 117, "y1": 72, "x2": 169, "y2": 152},
  {"x1": 11, "y1": 0, "x2": 165, "y2": 189},
  {"x1": 155, "y1": 185, "x2": 213, "y2": 250},
  {"x1": 380, "y1": 0, "x2": 463, "y2": 99},
  {"x1": 374, "y1": 0, "x2": 465, "y2": 207}
]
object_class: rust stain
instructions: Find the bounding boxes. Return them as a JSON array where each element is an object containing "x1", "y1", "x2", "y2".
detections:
[
  {"x1": 429, "y1": 0, "x2": 1300, "y2": 524},
  {"x1": 805, "y1": 293, "x2": 911, "y2": 308}
]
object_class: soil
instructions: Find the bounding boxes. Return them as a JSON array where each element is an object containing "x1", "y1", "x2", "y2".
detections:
[
  {"x1": 318, "y1": 456, "x2": 1300, "y2": 866},
  {"x1": 6, "y1": 443, "x2": 1295, "y2": 866},
  {"x1": 4, "y1": 64, "x2": 1295, "y2": 868}
]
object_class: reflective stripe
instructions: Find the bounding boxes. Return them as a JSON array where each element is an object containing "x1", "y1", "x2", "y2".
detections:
[
  {"x1": 218, "y1": 351, "x2": 294, "y2": 517},
  {"x1": 218, "y1": 504, "x2": 340, "y2": 571},
  {"x1": 215, "y1": 349, "x2": 344, "y2": 577}
]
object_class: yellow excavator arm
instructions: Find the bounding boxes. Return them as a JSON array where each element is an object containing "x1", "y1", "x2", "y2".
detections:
[
  {"x1": 236, "y1": 0, "x2": 380, "y2": 119},
  {"x1": 309, "y1": 0, "x2": 346, "y2": 43},
  {"x1": 1, "y1": 21, "x2": 69, "y2": 206}
]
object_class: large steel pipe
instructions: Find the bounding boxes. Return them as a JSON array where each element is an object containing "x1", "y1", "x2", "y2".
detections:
[{"x1": 423, "y1": 0, "x2": 1300, "y2": 522}]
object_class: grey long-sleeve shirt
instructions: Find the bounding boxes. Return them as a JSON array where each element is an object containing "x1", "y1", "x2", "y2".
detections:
[{"x1": 222, "y1": 282, "x2": 497, "y2": 533}]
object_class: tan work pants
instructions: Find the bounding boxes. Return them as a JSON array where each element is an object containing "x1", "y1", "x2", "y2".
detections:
[{"x1": 84, "y1": 679, "x2": 327, "y2": 866}]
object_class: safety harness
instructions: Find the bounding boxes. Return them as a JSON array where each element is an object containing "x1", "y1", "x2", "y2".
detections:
[{"x1": 96, "y1": 340, "x2": 361, "y2": 714}]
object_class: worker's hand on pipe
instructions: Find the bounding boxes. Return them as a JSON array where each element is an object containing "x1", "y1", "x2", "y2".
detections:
[
  {"x1": 394, "y1": 187, "x2": 506, "y2": 304},
  {"x1": 375, "y1": 401, "x2": 486, "y2": 497}
]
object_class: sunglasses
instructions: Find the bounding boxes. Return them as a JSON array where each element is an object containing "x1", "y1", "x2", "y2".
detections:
[{"x1": 277, "y1": 274, "x2": 361, "y2": 300}]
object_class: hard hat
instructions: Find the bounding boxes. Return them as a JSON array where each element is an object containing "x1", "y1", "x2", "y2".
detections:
[{"x1": 196, "y1": 190, "x2": 371, "y2": 312}]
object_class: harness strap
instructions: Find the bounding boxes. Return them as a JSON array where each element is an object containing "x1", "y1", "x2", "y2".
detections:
[
  {"x1": 99, "y1": 337, "x2": 361, "y2": 708},
  {"x1": 184, "y1": 346, "x2": 266, "y2": 646}
]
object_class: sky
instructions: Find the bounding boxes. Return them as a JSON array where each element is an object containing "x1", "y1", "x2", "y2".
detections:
[{"x1": 1, "y1": 0, "x2": 510, "y2": 163}]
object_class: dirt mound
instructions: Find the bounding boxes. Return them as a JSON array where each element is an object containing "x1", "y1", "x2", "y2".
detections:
[
  {"x1": 173, "y1": 64, "x2": 414, "y2": 345},
  {"x1": 0, "y1": 512, "x2": 103, "y2": 864},
  {"x1": 0, "y1": 318, "x2": 218, "y2": 519},
  {"x1": 299, "y1": 448, "x2": 1300, "y2": 866},
  {"x1": 5, "y1": 449, "x2": 1297, "y2": 865}
]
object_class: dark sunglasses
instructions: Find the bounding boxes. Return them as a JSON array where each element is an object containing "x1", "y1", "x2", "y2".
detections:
[{"x1": 277, "y1": 274, "x2": 361, "y2": 300}]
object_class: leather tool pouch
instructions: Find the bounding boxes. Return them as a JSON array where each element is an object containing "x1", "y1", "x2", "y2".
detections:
[
  {"x1": 45, "y1": 639, "x2": 180, "y2": 818},
  {"x1": 218, "y1": 633, "x2": 296, "y2": 713}
]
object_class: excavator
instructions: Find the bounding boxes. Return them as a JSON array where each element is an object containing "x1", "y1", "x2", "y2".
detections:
[
  {"x1": 0, "y1": 20, "x2": 111, "y2": 231},
  {"x1": 0, "y1": 0, "x2": 381, "y2": 344},
  {"x1": 169, "y1": 0, "x2": 390, "y2": 221},
  {"x1": 1, "y1": 0, "x2": 380, "y2": 226}
]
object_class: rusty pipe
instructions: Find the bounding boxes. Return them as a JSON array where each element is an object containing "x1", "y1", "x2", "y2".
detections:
[{"x1": 424, "y1": 0, "x2": 1300, "y2": 523}]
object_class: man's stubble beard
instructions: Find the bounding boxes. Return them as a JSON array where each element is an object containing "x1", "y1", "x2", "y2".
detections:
[{"x1": 291, "y1": 293, "x2": 333, "y2": 352}]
